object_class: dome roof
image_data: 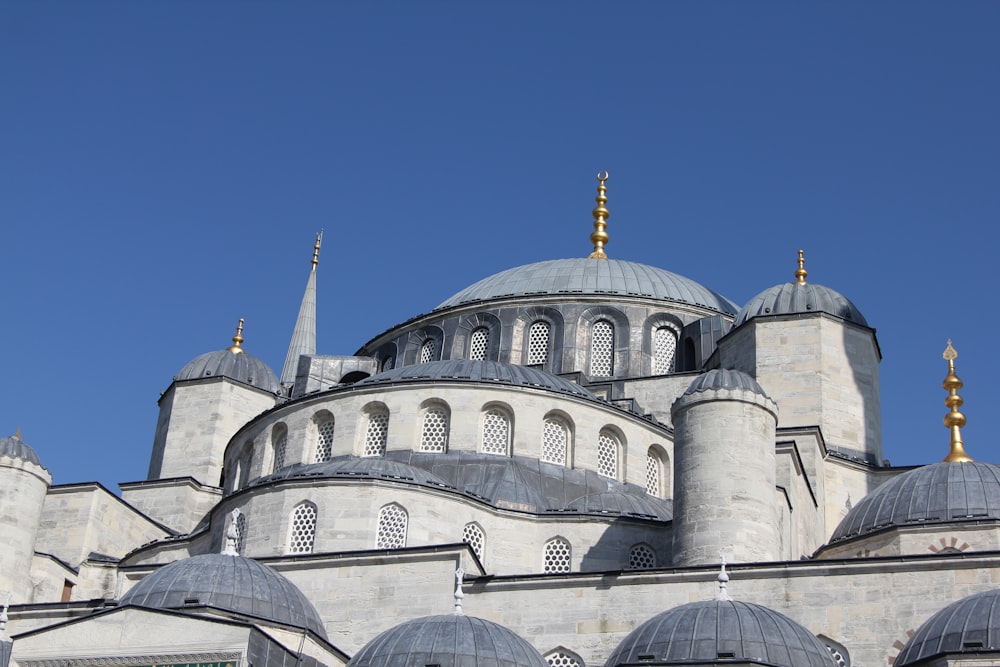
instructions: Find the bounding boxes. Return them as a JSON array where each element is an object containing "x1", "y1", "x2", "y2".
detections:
[
  {"x1": 830, "y1": 461, "x2": 1000, "y2": 543},
  {"x1": 119, "y1": 553, "x2": 326, "y2": 638},
  {"x1": 683, "y1": 368, "x2": 770, "y2": 398},
  {"x1": 735, "y1": 282, "x2": 868, "y2": 327},
  {"x1": 348, "y1": 614, "x2": 548, "y2": 667},
  {"x1": 436, "y1": 258, "x2": 738, "y2": 314},
  {"x1": 355, "y1": 360, "x2": 600, "y2": 402},
  {"x1": 175, "y1": 348, "x2": 280, "y2": 393},
  {"x1": 0, "y1": 432, "x2": 42, "y2": 467},
  {"x1": 605, "y1": 600, "x2": 835, "y2": 667},
  {"x1": 254, "y1": 456, "x2": 452, "y2": 489},
  {"x1": 895, "y1": 588, "x2": 1000, "y2": 665}
]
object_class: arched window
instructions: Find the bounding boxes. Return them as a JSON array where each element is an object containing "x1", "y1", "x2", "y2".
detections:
[
  {"x1": 272, "y1": 425, "x2": 288, "y2": 473},
  {"x1": 543, "y1": 537, "x2": 572, "y2": 573},
  {"x1": 653, "y1": 327, "x2": 677, "y2": 374},
  {"x1": 645, "y1": 446, "x2": 668, "y2": 497},
  {"x1": 469, "y1": 327, "x2": 490, "y2": 361},
  {"x1": 597, "y1": 430, "x2": 620, "y2": 479},
  {"x1": 591, "y1": 320, "x2": 614, "y2": 376},
  {"x1": 376, "y1": 503, "x2": 408, "y2": 549},
  {"x1": 288, "y1": 502, "x2": 317, "y2": 554},
  {"x1": 315, "y1": 417, "x2": 335, "y2": 463},
  {"x1": 527, "y1": 321, "x2": 550, "y2": 366},
  {"x1": 462, "y1": 522, "x2": 485, "y2": 562},
  {"x1": 363, "y1": 409, "x2": 389, "y2": 457},
  {"x1": 628, "y1": 544, "x2": 656, "y2": 570},
  {"x1": 541, "y1": 416, "x2": 570, "y2": 465},
  {"x1": 230, "y1": 511, "x2": 248, "y2": 556},
  {"x1": 481, "y1": 408, "x2": 511, "y2": 456},
  {"x1": 419, "y1": 338, "x2": 437, "y2": 363},
  {"x1": 420, "y1": 405, "x2": 449, "y2": 453},
  {"x1": 545, "y1": 649, "x2": 584, "y2": 667}
]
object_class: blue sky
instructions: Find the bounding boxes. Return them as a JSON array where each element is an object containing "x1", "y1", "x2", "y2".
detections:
[{"x1": 2, "y1": 2, "x2": 997, "y2": 490}]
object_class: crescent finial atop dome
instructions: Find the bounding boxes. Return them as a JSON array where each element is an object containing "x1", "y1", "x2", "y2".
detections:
[
  {"x1": 588, "y1": 171, "x2": 610, "y2": 259},
  {"x1": 794, "y1": 249, "x2": 808, "y2": 284},
  {"x1": 226, "y1": 318, "x2": 245, "y2": 354},
  {"x1": 942, "y1": 339, "x2": 972, "y2": 462}
]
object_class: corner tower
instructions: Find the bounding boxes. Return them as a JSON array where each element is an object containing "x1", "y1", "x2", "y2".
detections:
[{"x1": 0, "y1": 429, "x2": 51, "y2": 603}]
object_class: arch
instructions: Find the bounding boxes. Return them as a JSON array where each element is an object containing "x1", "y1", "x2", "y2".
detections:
[
  {"x1": 577, "y1": 306, "x2": 629, "y2": 378},
  {"x1": 419, "y1": 399, "x2": 450, "y2": 453},
  {"x1": 313, "y1": 410, "x2": 335, "y2": 463},
  {"x1": 287, "y1": 501, "x2": 317, "y2": 554},
  {"x1": 682, "y1": 336, "x2": 697, "y2": 372},
  {"x1": 376, "y1": 341, "x2": 398, "y2": 372},
  {"x1": 512, "y1": 306, "x2": 564, "y2": 371},
  {"x1": 597, "y1": 428, "x2": 622, "y2": 480},
  {"x1": 271, "y1": 423, "x2": 288, "y2": 473},
  {"x1": 627, "y1": 543, "x2": 656, "y2": 570},
  {"x1": 462, "y1": 522, "x2": 486, "y2": 563},
  {"x1": 641, "y1": 314, "x2": 683, "y2": 376},
  {"x1": 543, "y1": 536, "x2": 572, "y2": 573},
  {"x1": 526, "y1": 320, "x2": 551, "y2": 366},
  {"x1": 454, "y1": 312, "x2": 502, "y2": 362},
  {"x1": 541, "y1": 412, "x2": 573, "y2": 466},
  {"x1": 339, "y1": 370, "x2": 370, "y2": 384},
  {"x1": 361, "y1": 402, "x2": 390, "y2": 457},
  {"x1": 376, "y1": 503, "x2": 408, "y2": 549},
  {"x1": 927, "y1": 536, "x2": 971, "y2": 553},
  {"x1": 544, "y1": 648, "x2": 585, "y2": 667},
  {"x1": 405, "y1": 326, "x2": 445, "y2": 365},
  {"x1": 645, "y1": 444, "x2": 670, "y2": 498},
  {"x1": 481, "y1": 403, "x2": 513, "y2": 456}
]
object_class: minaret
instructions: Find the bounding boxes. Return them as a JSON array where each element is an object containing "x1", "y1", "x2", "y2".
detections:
[{"x1": 281, "y1": 232, "x2": 322, "y2": 387}]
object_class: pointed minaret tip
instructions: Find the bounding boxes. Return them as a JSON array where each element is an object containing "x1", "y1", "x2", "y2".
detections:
[
  {"x1": 281, "y1": 235, "x2": 321, "y2": 387},
  {"x1": 312, "y1": 230, "x2": 323, "y2": 270},
  {"x1": 794, "y1": 249, "x2": 808, "y2": 285},
  {"x1": 588, "y1": 171, "x2": 610, "y2": 259},
  {"x1": 942, "y1": 340, "x2": 972, "y2": 462},
  {"x1": 226, "y1": 318, "x2": 245, "y2": 354}
]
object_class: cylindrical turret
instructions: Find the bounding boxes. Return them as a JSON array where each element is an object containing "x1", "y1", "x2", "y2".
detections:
[
  {"x1": 670, "y1": 369, "x2": 778, "y2": 566},
  {"x1": 0, "y1": 430, "x2": 52, "y2": 603}
]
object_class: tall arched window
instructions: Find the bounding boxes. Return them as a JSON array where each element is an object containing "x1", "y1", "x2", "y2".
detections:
[
  {"x1": 527, "y1": 321, "x2": 550, "y2": 366},
  {"x1": 481, "y1": 408, "x2": 511, "y2": 456},
  {"x1": 272, "y1": 425, "x2": 288, "y2": 473},
  {"x1": 376, "y1": 503, "x2": 408, "y2": 549},
  {"x1": 545, "y1": 649, "x2": 584, "y2": 667},
  {"x1": 543, "y1": 537, "x2": 572, "y2": 573},
  {"x1": 645, "y1": 446, "x2": 668, "y2": 497},
  {"x1": 597, "y1": 430, "x2": 620, "y2": 479},
  {"x1": 591, "y1": 320, "x2": 614, "y2": 376},
  {"x1": 462, "y1": 522, "x2": 486, "y2": 563},
  {"x1": 541, "y1": 416, "x2": 569, "y2": 465},
  {"x1": 288, "y1": 502, "x2": 317, "y2": 554},
  {"x1": 469, "y1": 327, "x2": 489, "y2": 361},
  {"x1": 363, "y1": 409, "x2": 389, "y2": 457},
  {"x1": 315, "y1": 417, "x2": 335, "y2": 463},
  {"x1": 419, "y1": 338, "x2": 437, "y2": 363},
  {"x1": 628, "y1": 543, "x2": 656, "y2": 570},
  {"x1": 232, "y1": 512, "x2": 248, "y2": 556},
  {"x1": 653, "y1": 327, "x2": 677, "y2": 374},
  {"x1": 420, "y1": 405, "x2": 449, "y2": 453}
]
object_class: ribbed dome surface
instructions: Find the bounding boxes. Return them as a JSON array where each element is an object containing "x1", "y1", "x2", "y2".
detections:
[
  {"x1": 0, "y1": 433, "x2": 42, "y2": 467},
  {"x1": 175, "y1": 349, "x2": 280, "y2": 393},
  {"x1": 735, "y1": 282, "x2": 868, "y2": 327},
  {"x1": 896, "y1": 588, "x2": 1000, "y2": 666},
  {"x1": 605, "y1": 600, "x2": 835, "y2": 667},
  {"x1": 830, "y1": 462, "x2": 1000, "y2": 543},
  {"x1": 683, "y1": 368, "x2": 770, "y2": 398},
  {"x1": 119, "y1": 554, "x2": 326, "y2": 638},
  {"x1": 348, "y1": 614, "x2": 548, "y2": 667},
  {"x1": 436, "y1": 259, "x2": 738, "y2": 314}
]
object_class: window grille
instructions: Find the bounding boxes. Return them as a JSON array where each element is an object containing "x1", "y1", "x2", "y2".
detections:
[
  {"x1": 288, "y1": 503, "x2": 317, "y2": 554},
  {"x1": 234, "y1": 513, "x2": 247, "y2": 555},
  {"x1": 546, "y1": 652, "x2": 583, "y2": 667},
  {"x1": 824, "y1": 642, "x2": 850, "y2": 667},
  {"x1": 420, "y1": 408, "x2": 449, "y2": 453},
  {"x1": 591, "y1": 320, "x2": 614, "y2": 376},
  {"x1": 381, "y1": 356, "x2": 394, "y2": 372},
  {"x1": 628, "y1": 544, "x2": 656, "y2": 569},
  {"x1": 543, "y1": 537, "x2": 572, "y2": 573},
  {"x1": 315, "y1": 419, "x2": 335, "y2": 462},
  {"x1": 645, "y1": 452, "x2": 660, "y2": 496},
  {"x1": 541, "y1": 418, "x2": 568, "y2": 465},
  {"x1": 597, "y1": 432, "x2": 618, "y2": 479},
  {"x1": 272, "y1": 431, "x2": 287, "y2": 472},
  {"x1": 376, "y1": 504, "x2": 407, "y2": 549},
  {"x1": 470, "y1": 327, "x2": 489, "y2": 360},
  {"x1": 363, "y1": 412, "x2": 389, "y2": 457},
  {"x1": 653, "y1": 327, "x2": 677, "y2": 374},
  {"x1": 527, "y1": 321, "x2": 550, "y2": 365},
  {"x1": 462, "y1": 523, "x2": 485, "y2": 562},
  {"x1": 481, "y1": 409, "x2": 510, "y2": 456},
  {"x1": 419, "y1": 338, "x2": 437, "y2": 363}
]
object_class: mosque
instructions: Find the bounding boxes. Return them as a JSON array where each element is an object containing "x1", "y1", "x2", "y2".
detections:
[{"x1": 2, "y1": 173, "x2": 1000, "y2": 667}]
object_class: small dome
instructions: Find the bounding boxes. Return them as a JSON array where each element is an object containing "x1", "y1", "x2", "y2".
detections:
[
  {"x1": 683, "y1": 368, "x2": 770, "y2": 398},
  {"x1": 175, "y1": 348, "x2": 280, "y2": 393},
  {"x1": 436, "y1": 258, "x2": 738, "y2": 315},
  {"x1": 735, "y1": 282, "x2": 868, "y2": 327},
  {"x1": 348, "y1": 614, "x2": 548, "y2": 667},
  {"x1": 0, "y1": 432, "x2": 42, "y2": 467},
  {"x1": 605, "y1": 600, "x2": 835, "y2": 667},
  {"x1": 830, "y1": 461, "x2": 1000, "y2": 543},
  {"x1": 119, "y1": 553, "x2": 326, "y2": 638},
  {"x1": 896, "y1": 588, "x2": 1000, "y2": 665}
]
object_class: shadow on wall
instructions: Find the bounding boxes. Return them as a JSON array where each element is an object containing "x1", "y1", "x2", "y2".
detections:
[{"x1": 578, "y1": 516, "x2": 674, "y2": 573}]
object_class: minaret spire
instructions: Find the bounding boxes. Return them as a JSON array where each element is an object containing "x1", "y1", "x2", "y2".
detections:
[
  {"x1": 942, "y1": 340, "x2": 972, "y2": 462},
  {"x1": 280, "y1": 232, "x2": 322, "y2": 388},
  {"x1": 588, "y1": 171, "x2": 610, "y2": 259}
]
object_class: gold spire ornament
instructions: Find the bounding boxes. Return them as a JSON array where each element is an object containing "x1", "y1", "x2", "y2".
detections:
[
  {"x1": 941, "y1": 340, "x2": 972, "y2": 462},
  {"x1": 588, "y1": 171, "x2": 610, "y2": 259},
  {"x1": 227, "y1": 318, "x2": 245, "y2": 354},
  {"x1": 794, "y1": 249, "x2": 808, "y2": 285},
  {"x1": 311, "y1": 230, "x2": 323, "y2": 269}
]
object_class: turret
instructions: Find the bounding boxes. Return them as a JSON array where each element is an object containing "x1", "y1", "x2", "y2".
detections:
[{"x1": 0, "y1": 429, "x2": 51, "y2": 603}]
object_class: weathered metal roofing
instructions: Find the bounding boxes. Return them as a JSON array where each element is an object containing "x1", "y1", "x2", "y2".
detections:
[
  {"x1": 255, "y1": 456, "x2": 452, "y2": 488},
  {"x1": 175, "y1": 349, "x2": 281, "y2": 394},
  {"x1": 683, "y1": 368, "x2": 770, "y2": 399},
  {"x1": 896, "y1": 588, "x2": 1000, "y2": 666},
  {"x1": 0, "y1": 433, "x2": 42, "y2": 467},
  {"x1": 830, "y1": 461, "x2": 1000, "y2": 543},
  {"x1": 436, "y1": 258, "x2": 738, "y2": 314},
  {"x1": 604, "y1": 600, "x2": 836, "y2": 667},
  {"x1": 119, "y1": 553, "x2": 326, "y2": 638},
  {"x1": 735, "y1": 282, "x2": 868, "y2": 327},
  {"x1": 348, "y1": 614, "x2": 548, "y2": 667}
]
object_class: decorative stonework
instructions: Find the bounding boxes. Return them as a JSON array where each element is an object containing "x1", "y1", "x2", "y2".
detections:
[
  {"x1": 887, "y1": 629, "x2": 915, "y2": 665},
  {"x1": 927, "y1": 536, "x2": 970, "y2": 553}
]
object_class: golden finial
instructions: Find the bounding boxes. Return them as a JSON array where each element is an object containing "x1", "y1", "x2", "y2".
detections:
[
  {"x1": 588, "y1": 171, "x2": 610, "y2": 259},
  {"x1": 311, "y1": 230, "x2": 323, "y2": 269},
  {"x1": 227, "y1": 318, "x2": 245, "y2": 354},
  {"x1": 794, "y1": 249, "x2": 808, "y2": 284},
  {"x1": 13, "y1": 426, "x2": 22, "y2": 441},
  {"x1": 942, "y1": 339, "x2": 972, "y2": 462}
]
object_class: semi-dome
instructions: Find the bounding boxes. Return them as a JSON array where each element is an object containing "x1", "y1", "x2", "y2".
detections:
[
  {"x1": 175, "y1": 348, "x2": 280, "y2": 393},
  {"x1": 436, "y1": 258, "x2": 738, "y2": 315},
  {"x1": 605, "y1": 599, "x2": 835, "y2": 667},
  {"x1": 254, "y1": 456, "x2": 452, "y2": 489},
  {"x1": 895, "y1": 588, "x2": 1000, "y2": 666},
  {"x1": 0, "y1": 431, "x2": 42, "y2": 467},
  {"x1": 735, "y1": 282, "x2": 868, "y2": 327},
  {"x1": 830, "y1": 461, "x2": 1000, "y2": 543},
  {"x1": 348, "y1": 614, "x2": 548, "y2": 667},
  {"x1": 119, "y1": 553, "x2": 327, "y2": 638},
  {"x1": 683, "y1": 368, "x2": 770, "y2": 398}
]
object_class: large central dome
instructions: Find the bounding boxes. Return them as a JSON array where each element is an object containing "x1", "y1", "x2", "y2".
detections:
[{"x1": 436, "y1": 258, "x2": 738, "y2": 314}]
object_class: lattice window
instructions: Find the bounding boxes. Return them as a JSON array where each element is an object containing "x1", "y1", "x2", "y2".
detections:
[
  {"x1": 527, "y1": 321, "x2": 550, "y2": 365},
  {"x1": 315, "y1": 419, "x2": 335, "y2": 463},
  {"x1": 597, "y1": 431, "x2": 619, "y2": 479},
  {"x1": 363, "y1": 412, "x2": 389, "y2": 457},
  {"x1": 376, "y1": 504, "x2": 407, "y2": 549},
  {"x1": 823, "y1": 640, "x2": 850, "y2": 667},
  {"x1": 628, "y1": 544, "x2": 656, "y2": 569},
  {"x1": 541, "y1": 418, "x2": 568, "y2": 465},
  {"x1": 288, "y1": 503, "x2": 317, "y2": 554},
  {"x1": 546, "y1": 651, "x2": 583, "y2": 667},
  {"x1": 419, "y1": 338, "x2": 437, "y2": 363},
  {"x1": 272, "y1": 430, "x2": 288, "y2": 473},
  {"x1": 544, "y1": 537, "x2": 572, "y2": 573},
  {"x1": 645, "y1": 450, "x2": 661, "y2": 496},
  {"x1": 653, "y1": 327, "x2": 677, "y2": 374},
  {"x1": 591, "y1": 320, "x2": 614, "y2": 376},
  {"x1": 481, "y1": 409, "x2": 510, "y2": 456},
  {"x1": 420, "y1": 408, "x2": 449, "y2": 453},
  {"x1": 463, "y1": 523, "x2": 485, "y2": 562},
  {"x1": 470, "y1": 327, "x2": 489, "y2": 361},
  {"x1": 234, "y1": 513, "x2": 248, "y2": 555}
]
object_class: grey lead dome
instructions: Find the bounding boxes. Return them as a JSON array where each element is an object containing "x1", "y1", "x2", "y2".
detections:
[
  {"x1": 735, "y1": 282, "x2": 868, "y2": 327},
  {"x1": 0, "y1": 433, "x2": 43, "y2": 467},
  {"x1": 683, "y1": 368, "x2": 771, "y2": 399},
  {"x1": 895, "y1": 588, "x2": 1000, "y2": 666},
  {"x1": 175, "y1": 348, "x2": 281, "y2": 394}
]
